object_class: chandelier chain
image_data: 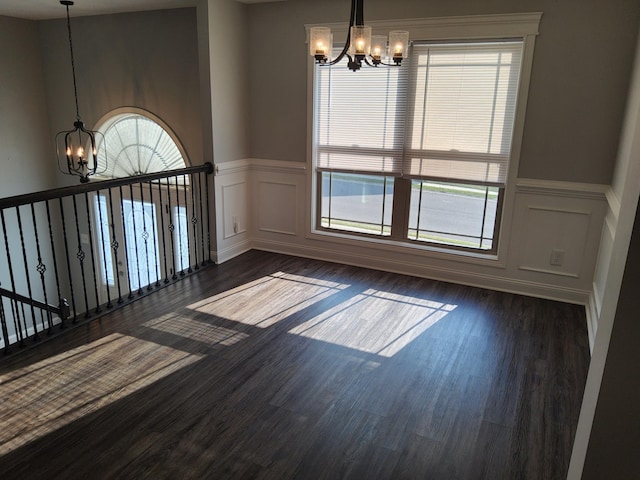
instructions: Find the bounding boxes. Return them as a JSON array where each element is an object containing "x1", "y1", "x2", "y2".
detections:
[{"x1": 64, "y1": 3, "x2": 80, "y2": 120}]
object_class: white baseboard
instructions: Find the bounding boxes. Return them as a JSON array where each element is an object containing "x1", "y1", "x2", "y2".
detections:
[
  {"x1": 586, "y1": 289, "x2": 600, "y2": 353},
  {"x1": 211, "y1": 239, "x2": 252, "y2": 265},
  {"x1": 251, "y1": 239, "x2": 591, "y2": 305},
  {"x1": 3, "y1": 315, "x2": 63, "y2": 349}
]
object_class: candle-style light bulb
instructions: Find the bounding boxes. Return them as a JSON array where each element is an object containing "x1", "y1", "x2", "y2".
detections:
[
  {"x1": 370, "y1": 35, "x2": 387, "y2": 64},
  {"x1": 310, "y1": 26, "x2": 331, "y2": 62},
  {"x1": 349, "y1": 26, "x2": 371, "y2": 58},
  {"x1": 77, "y1": 146, "x2": 84, "y2": 158},
  {"x1": 388, "y1": 31, "x2": 409, "y2": 64}
]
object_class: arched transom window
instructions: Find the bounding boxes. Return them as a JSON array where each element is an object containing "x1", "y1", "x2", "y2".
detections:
[{"x1": 95, "y1": 111, "x2": 188, "y2": 179}]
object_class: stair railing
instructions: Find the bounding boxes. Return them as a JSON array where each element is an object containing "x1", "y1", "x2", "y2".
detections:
[{"x1": 0, "y1": 162, "x2": 213, "y2": 354}]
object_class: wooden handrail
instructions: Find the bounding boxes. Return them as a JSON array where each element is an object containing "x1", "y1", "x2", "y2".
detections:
[
  {"x1": 0, "y1": 162, "x2": 213, "y2": 209},
  {"x1": 0, "y1": 287, "x2": 65, "y2": 316}
]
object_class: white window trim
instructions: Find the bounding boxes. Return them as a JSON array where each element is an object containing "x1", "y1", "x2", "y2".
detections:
[{"x1": 305, "y1": 12, "x2": 542, "y2": 267}]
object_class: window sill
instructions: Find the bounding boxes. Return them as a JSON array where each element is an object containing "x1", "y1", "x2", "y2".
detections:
[{"x1": 307, "y1": 227, "x2": 506, "y2": 269}]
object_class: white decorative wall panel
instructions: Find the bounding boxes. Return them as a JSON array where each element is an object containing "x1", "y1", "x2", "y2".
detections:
[
  {"x1": 222, "y1": 181, "x2": 247, "y2": 239},
  {"x1": 518, "y1": 206, "x2": 590, "y2": 278},
  {"x1": 258, "y1": 181, "x2": 297, "y2": 235}
]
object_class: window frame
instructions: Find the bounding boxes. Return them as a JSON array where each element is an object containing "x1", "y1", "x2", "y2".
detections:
[{"x1": 306, "y1": 13, "x2": 541, "y2": 264}]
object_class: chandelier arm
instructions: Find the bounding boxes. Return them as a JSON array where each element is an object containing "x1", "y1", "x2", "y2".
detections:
[
  {"x1": 355, "y1": 0, "x2": 364, "y2": 26},
  {"x1": 326, "y1": 43, "x2": 350, "y2": 66},
  {"x1": 374, "y1": 60, "x2": 403, "y2": 67},
  {"x1": 323, "y1": 0, "x2": 356, "y2": 66}
]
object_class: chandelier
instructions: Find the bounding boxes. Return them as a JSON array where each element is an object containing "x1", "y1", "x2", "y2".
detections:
[
  {"x1": 309, "y1": 0, "x2": 409, "y2": 71},
  {"x1": 55, "y1": 0, "x2": 103, "y2": 183}
]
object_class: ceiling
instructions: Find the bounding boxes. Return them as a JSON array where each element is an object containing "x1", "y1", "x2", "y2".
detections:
[{"x1": 0, "y1": 0, "x2": 281, "y2": 21}]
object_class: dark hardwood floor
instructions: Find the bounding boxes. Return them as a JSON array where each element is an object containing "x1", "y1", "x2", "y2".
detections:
[{"x1": 0, "y1": 251, "x2": 590, "y2": 479}]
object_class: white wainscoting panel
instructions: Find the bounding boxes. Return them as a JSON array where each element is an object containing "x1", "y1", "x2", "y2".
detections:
[
  {"x1": 517, "y1": 206, "x2": 590, "y2": 278},
  {"x1": 214, "y1": 160, "x2": 251, "y2": 263},
  {"x1": 257, "y1": 181, "x2": 297, "y2": 236},
  {"x1": 214, "y1": 160, "x2": 608, "y2": 307},
  {"x1": 250, "y1": 159, "x2": 307, "y2": 242},
  {"x1": 222, "y1": 181, "x2": 248, "y2": 239},
  {"x1": 587, "y1": 186, "x2": 620, "y2": 350},
  {"x1": 508, "y1": 180, "x2": 607, "y2": 303}
]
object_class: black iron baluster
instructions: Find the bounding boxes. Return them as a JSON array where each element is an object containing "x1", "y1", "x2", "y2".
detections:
[
  {"x1": 83, "y1": 193, "x2": 102, "y2": 314},
  {"x1": 0, "y1": 295, "x2": 9, "y2": 353},
  {"x1": 71, "y1": 195, "x2": 90, "y2": 319},
  {"x1": 38, "y1": 310, "x2": 46, "y2": 338},
  {"x1": 45, "y1": 201, "x2": 65, "y2": 329},
  {"x1": 166, "y1": 177, "x2": 177, "y2": 280},
  {"x1": 58, "y1": 197, "x2": 78, "y2": 322},
  {"x1": 96, "y1": 190, "x2": 113, "y2": 308},
  {"x1": 189, "y1": 173, "x2": 199, "y2": 270},
  {"x1": 147, "y1": 181, "x2": 161, "y2": 287},
  {"x1": 118, "y1": 186, "x2": 134, "y2": 300},
  {"x1": 15, "y1": 206, "x2": 39, "y2": 339},
  {"x1": 175, "y1": 176, "x2": 185, "y2": 277},
  {"x1": 18, "y1": 300, "x2": 28, "y2": 344},
  {"x1": 1, "y1": 209, "x2": 26, "y2": 345},
  {"x1": 9, "y1": 298, "x2": 24, "y2": 346},
  {"x1": 129, "y1": 184, "x2": 143, "y2": 295},
  {"x1": 108, "y1": 188, "x2": 123, "y2": 304},
  {"x1": 30, "y1": 203, "x2": 53, "y2": 333},
  {"x1": 205, "y1": 171, "x2": 211, "y2": 262},
  {"x1": 157, "y1": 179, "x2": 169, "y2": 284},
  {"x1": 183, "y1": 174, "x2": 193, "y2": 273},
  {"x1": 198, "y1": 173, "x2": 206, "y2": 267},
  {"x1": 139, "y1": 182, "x2": 153, "y2": 291},
  {"x1": 0, "y1": 163, "x2": 213, "y2": 351}
]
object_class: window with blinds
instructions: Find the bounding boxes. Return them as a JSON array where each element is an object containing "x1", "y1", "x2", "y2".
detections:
[
  {"x1": 405, "y1": 41, "x2": 523, "y2": 186},
  {"x1": 312, "y1": 39, "x2": 525, "y2": 252},
  {"x1": 314, "y1": 58, "x2": 408, "y2": 175}
]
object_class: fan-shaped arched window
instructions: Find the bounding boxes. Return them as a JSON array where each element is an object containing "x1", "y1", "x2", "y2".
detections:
[{"x1": 94, "y1": 110, "x2": 188, "y2": 179}]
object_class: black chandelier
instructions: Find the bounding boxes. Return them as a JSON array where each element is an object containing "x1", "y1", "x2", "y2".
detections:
[
  {"x1": 55, "y1": 0, "x2": 103, "y2": 183},
  {"x1": 309, "y1": 0, "x2": 409, "y2": 71}
]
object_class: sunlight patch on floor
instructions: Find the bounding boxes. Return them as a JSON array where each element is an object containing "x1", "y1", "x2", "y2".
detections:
[
  {"x1": 288, "y1": 289, "x2": 457, "y2": 357},
  {"x1": 0, "y1": 333, "x2": 203, "y2": 455},
  {"x1": 142, "y1": 313, "x2": 249, "y2": 346},
  {"x1": 186, "y1": 272, "x2": 350, "y2": 328}
]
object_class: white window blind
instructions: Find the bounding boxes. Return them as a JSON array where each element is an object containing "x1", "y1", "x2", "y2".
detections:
[
  {"x1": 404, "y1": 41, "x2": 523, "y2": 186},
  {"x1": 314, "y1": 40, "x2": 523, "y2": 185},
  {"x1": 96, "y1": 114, "x2": 187, "y2": 180},
  {"x1": 314, "y1": 53, "x2": 408, "y2": 175}
]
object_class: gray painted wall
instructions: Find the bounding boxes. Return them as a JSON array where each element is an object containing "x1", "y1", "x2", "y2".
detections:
[
  {"x1": 37, "y1": 7, "x2": 203, "y2": 186},
  {"x1": 0, "y1": 16, "x2": 63, "y2": 340},
  {"x1": 208, "y1": 0, "x2": 250, "y2": 164},
  {"x1": 0, "y1": 16, "x2": 55, "y2": 195},
  {"x1": 246, "y1": 0, "x2": 640, "y2": 184}
]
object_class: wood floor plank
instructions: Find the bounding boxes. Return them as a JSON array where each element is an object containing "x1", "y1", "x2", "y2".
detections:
[{"x1": 0, "y1": 250, "x2": 590, "y2": 479}]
